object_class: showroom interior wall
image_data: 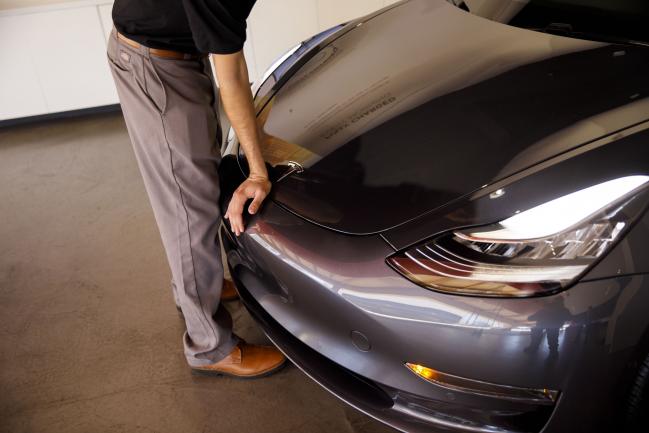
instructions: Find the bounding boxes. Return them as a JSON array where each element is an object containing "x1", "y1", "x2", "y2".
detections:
[{"x1": 0, "y1": 0, "x2": 401, "y2": 122}]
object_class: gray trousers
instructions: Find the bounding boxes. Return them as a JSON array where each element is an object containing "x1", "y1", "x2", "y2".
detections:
[{"x1": 106, "y1": 27, "x2": 238, "y2": 367}]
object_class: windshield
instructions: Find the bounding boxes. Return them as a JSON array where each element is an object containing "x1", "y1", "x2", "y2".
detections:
[{"x1": 453, "y1": 0, "x2": 649, "y2": 45}]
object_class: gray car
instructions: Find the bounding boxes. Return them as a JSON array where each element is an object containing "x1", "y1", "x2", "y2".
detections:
[{"x1": 218, "y1": 1, "x2": 649, "y2": 432}]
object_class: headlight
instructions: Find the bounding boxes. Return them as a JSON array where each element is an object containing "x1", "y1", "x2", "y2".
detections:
[{"x1": 388, "y1": 175, "x2": 649, "y2": 297}]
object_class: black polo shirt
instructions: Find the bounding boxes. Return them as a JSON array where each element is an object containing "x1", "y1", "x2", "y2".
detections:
[{"x1": 112, "y1": 0, "x2": 257, "y2": 55}]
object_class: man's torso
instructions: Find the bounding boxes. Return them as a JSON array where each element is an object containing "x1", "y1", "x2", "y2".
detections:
[{"x1": 112, "y1": 0, "x2": 256, "y2": 54}]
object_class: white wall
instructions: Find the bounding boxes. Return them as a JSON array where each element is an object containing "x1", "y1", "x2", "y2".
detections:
[
  {"x1": 0, "y1": 1, "x2": 118, "y2": 120},
  {"x1": 0, "y1": 0, "x2": 70, "y2": 10},
  {"x1": 0, "y1": 0, "x2": 403, "y2": 121}
]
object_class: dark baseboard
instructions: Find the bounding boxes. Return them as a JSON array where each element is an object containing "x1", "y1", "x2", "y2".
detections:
[{"x1": 0, "y1": 104, "x2": 122, "y2": 129}]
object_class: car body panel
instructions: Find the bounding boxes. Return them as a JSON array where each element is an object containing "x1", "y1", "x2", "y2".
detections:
[
  {"x1": 382, "y1": 119, "x2": 649, "y2": 255},
  {"x1": 585, "y1": 201, "x2": 649, "y2": 279},
  {"x1": 250, "y1": 0, "x2": 649, "y2": 234},
  {"x1": 219, "y1": 1, "x2": 649, "y2": 431},
  {"x1": 220, "y1": 196, "x2": 649, "y2": 432}
]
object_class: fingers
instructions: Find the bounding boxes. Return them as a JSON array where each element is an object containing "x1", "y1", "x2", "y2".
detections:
[
  {"x1": 248, "y1": 189, "x2": 266, "y2": 215},
  {"x1": 226, "y1": 189, "x2": 246, "y2": 236},
  {"x1": 226, "y1": 178, "x2": 271, "y2": 237}
]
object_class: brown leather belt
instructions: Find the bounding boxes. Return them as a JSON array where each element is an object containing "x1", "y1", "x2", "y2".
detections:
[{"x1": 116, "y1": 31, "x2": 206, "y2": 60}]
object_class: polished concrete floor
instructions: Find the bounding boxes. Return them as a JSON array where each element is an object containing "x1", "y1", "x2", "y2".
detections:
[{"x1": 0, "y1": 112, "x2": 394, "y2": 433}]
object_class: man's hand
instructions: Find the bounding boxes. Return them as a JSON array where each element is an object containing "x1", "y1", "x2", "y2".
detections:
[
  {"x1": 224, "y1": 174, "x2": 271, "y2": 236},
  {"x1": 212, "y1": 51, "x2": 271, "y2": 237}
]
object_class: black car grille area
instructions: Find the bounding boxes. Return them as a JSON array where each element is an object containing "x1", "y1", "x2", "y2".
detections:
[
  {"x1": 387, "y1": 387, "x2": 557, "y2": 433},
  {"x1": 229, "y1": 268, "x2": 394, "y2": 411}
]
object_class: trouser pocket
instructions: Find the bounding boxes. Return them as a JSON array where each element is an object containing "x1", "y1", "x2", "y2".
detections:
[
  {"x1": 107, "y1": 29, "x2": 167, "y2": 115},
  {"x1": 143, "y1": 58, "x2": 167, "y2": 115},
  {"x1": 106, "y1": 32, "x2": 131, "y2": 73}
]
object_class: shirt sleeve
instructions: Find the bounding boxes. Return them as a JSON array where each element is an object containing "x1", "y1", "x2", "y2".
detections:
[{"x1": 181, "y1": 0, "x2": 256, "y2": 54}]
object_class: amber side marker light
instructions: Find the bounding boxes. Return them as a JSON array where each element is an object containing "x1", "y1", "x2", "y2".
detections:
[{"x1": 405, "y1": 363, "x2": 559, "y2": 404}]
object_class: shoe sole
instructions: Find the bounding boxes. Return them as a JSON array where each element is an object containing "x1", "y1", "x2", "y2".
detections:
[{"x1": 190, "y1": 359, "x2": 288, "y2": 380}]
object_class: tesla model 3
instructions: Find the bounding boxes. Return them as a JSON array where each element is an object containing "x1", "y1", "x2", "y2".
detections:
[{"x1": 218, "y1": 1, "x2": 649, "y2": 431}]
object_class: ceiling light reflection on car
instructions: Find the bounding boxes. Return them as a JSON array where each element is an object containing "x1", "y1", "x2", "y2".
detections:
[{"x1": 469, "y1": 175, "x2": 648, "y2": 241}]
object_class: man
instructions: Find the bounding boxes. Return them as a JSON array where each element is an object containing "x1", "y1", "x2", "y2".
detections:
[{"x1": 107, "y1": 0, "x2": 286, "y2": 378}]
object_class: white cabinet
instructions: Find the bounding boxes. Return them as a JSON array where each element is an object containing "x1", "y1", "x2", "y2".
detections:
[
  {"x1": 0, "y1": 14, "x2": 49, "y2": 119},
  {"x1": 97, "y1": 3, "x2": 114, "y2": 43},
  {"x1": 243, "y1": 27, "x2": 258, "y2": 83},
  {"x1": 23, "y1": 6, "x2": 118, "y2": 113},
  {"x1": 0, "y1": 0, "x2": 403, "y2": 121},
  {"x1": 0, "y1": 2, "x2": 118, "y2": 121}
]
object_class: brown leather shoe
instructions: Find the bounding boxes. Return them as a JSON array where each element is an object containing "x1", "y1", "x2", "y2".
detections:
[
  {"x1": 191, "y1": 341, "x2": 287, "y2": 379},
  {"x1": 220, "y1": 279, "x2": 239, "y2": 302}
]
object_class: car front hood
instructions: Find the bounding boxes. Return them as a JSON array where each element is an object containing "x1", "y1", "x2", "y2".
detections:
[{"x1": 255, "y1": 0, "x2": 649, "y2": 235}]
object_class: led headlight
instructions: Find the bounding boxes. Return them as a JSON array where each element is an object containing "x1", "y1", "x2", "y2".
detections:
[{"x1": 388, "y1": 176, "x2": 649, "y2": 297}]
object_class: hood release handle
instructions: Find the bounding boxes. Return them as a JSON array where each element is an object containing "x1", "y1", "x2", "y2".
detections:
[{"x1": 276, "y1": 161, "x2": 304, "y2": 182}]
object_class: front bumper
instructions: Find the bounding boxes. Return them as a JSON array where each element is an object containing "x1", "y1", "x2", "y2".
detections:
[
  {"x1": 228, "y1": 259, "x2": 558, "y2": 433},
  {"x1": 221, "y1": 201, "x2": 648, "y2": 433}
]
